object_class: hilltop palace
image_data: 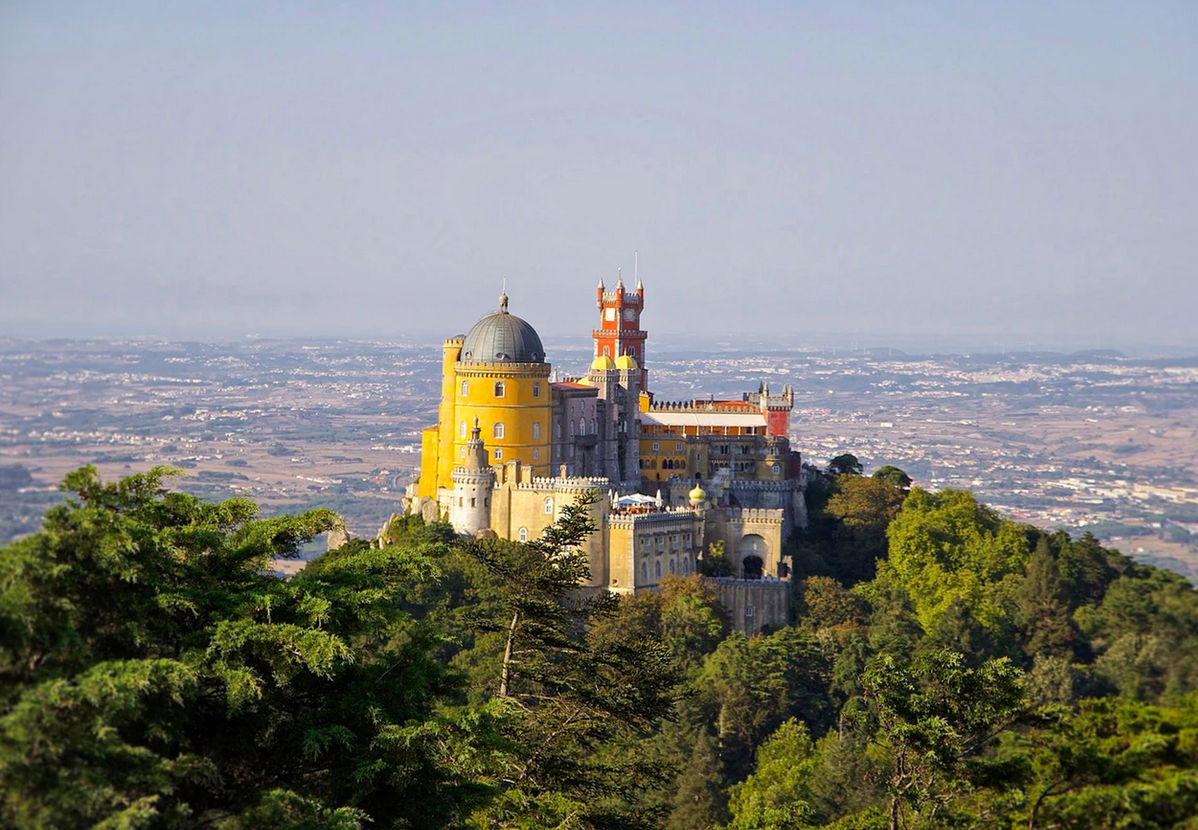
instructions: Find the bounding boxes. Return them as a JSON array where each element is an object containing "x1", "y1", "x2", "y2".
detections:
[{"x1": 403, "y1": 278, "x2": 807, "y2": 630}]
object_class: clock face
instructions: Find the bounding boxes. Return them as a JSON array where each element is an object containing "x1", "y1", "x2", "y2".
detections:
[
  {"x1": 623, "y1": 307, "x2": 636, "y2": 321},
  {"x1": 604, "y1": 307, "x2": 616, "y2": 321}
]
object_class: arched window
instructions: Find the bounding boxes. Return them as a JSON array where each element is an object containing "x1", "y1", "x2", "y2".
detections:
[
  {"x1": 668, "y1": 559, "x2": 675, "y2": 574},
  {"x1": 603, "y1": 346, "x2": 611, "y2": 357},
  {"x1": 532, "y1": 422, "x2": 541, "y2": 439},
  {"x1": 554, "y1": 422, "x2": 562, "y2": 438},
  {"x1": 641, "y1": 562, "x2": 647, "y2": 583},
  {"x1": 494, "y1": 381, "x2": 505, "y2": 398},
  {"x1": 532, "y1": 447, "x2": 539, "y2": 460},
  {"x1": 493, "y1": 422, "x2": 505, "y2": 439},
  {"x1": 543, "y1": 497, "x2": 554, "y2": 515},
  {"x1": 459, "y1": 420, "x2": 467, "y2": 439},
  {"x1": 654, "y1": 561, "x2": 661, "y2": 579},
  {"x1": 518, "y1": 527, "x2": 528, "y2": 542},
  {"x1": 460, "y1": 380, "x2": 468, "y2": 397}
]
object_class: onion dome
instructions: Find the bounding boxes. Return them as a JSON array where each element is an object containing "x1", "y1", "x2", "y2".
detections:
[
  {"x1": 688, "y1": 485, "x2": 707, "y2": 506},
  {"x1": 590, "y1": 354, "x2": 617, "y2": 371},
  {"x1": 460, "y1": 293, "x2": 545, "y2": 363},
  {"x1": 614, "y1": 354, "x2": 638, "y2": 371}
]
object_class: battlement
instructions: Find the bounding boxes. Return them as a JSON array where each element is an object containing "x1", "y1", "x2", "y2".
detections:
[
  {"x1": 649, "y1": 399, "x2": 758, "y2": 414},
  {"x1": 606, "y1": 508, "x2": 700, "y2": 529},
  {"x1": 721, "y1": 507, "x2": 785, "y2": 524},
  {"x1": 727, "y1": 479, "x2": 801, "y2": 493},
  {"x1": 451, "y1": 468, "x2": 493, "y2": 483},
  {"x1": 599, "y1": 290, "x2": 643, "y2": 306},
  {"x1": 517, "y1": 475, "x2": 611, "y2": 494},
  {"x1": 454, "y1": 361, "x2": 552, "y2": 374}
]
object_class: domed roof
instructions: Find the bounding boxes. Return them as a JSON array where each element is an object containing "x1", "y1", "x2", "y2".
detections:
[
  {"x1": 591, "y1": 354, "x2": 617, "y2": 371},
  {"x1": 460, "y1": 293, "x2": 545, "y2": 364},
  {"x1": 688, "y1": 485, "x2": 707, "y2": 503},
  {"x1": 615, "y1": 354, "x2": 638, "y2": 370}
]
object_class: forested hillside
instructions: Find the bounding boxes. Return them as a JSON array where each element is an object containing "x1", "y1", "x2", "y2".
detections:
[{"x1": 1, "y1": 466, "x2": 1196, "y2": 829}]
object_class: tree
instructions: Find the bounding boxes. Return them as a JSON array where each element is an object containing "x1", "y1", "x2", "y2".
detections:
[
  {"x1": 696, "y1": 627, "x2": 835, "y2": 780},
  {"x1": 666, "y1": 730, "x2": 729, "y2": 830},
  {"x1": 882, "y1": 488, "x2": 1029, "y2": 646},
  {"x1": 0, "y1": 467, "x2": 479, "y2": 829},
  {"x1": 859, "y1": 650, "x2": 1024, "y2": 830},
  {"x1": 823, "y1": 475, "x2": 907, "y2": 584},
  {"x1": 451, "y1": 492, "x2": 680, "y2": 828},
  {"x1": 827, "y1": 454, "x2": 864, "y2": 476},
  {"x1": 1018, "y1": 535, "x2": 1077, "y2": 659},
  {"x1": 702, "y1": 539, "x2": 735, "y2": 577},
  {"x1": 1002, "y1": 697, "x2": 1198, "y2": 830},
  {"x1": 871, "y1": 466, "x2": 912, "y2": 490},
  {"x1": 796, "y1": 576, "x2": 868, "y2": 632},
  {"x1": 725, "y1": 718, "x2": 819, "y2": 830}
]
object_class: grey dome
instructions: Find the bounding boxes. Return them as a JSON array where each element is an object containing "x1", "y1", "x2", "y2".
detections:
[{"x1": 460, "y1": 294, "x2": 545, "y2": 364}]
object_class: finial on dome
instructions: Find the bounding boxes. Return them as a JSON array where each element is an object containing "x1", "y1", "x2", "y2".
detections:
[
  {"x1": 499, "y1": 292, "x2": 509, "y2": 313},
  {"x1": 616, "y1": 267, "x2": 624, "y2": 289}
]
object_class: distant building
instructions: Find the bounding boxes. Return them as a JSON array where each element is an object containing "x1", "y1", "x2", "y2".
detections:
[{"x1": 405, "y1": 278, "x2": 806, "y2": 632}]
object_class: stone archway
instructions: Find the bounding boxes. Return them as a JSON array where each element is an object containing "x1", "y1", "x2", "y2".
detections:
[
  {"x1": 737, "y1": 534, "x2": 767, "y2": 579},
  {"x1": 741, "y1": 555, "x2": 763, "y2": 580}
]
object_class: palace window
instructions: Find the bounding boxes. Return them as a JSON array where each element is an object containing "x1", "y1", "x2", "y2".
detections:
[
  {"x1": 641, "y1": 562, "x2": 647, "y2": 582},
  {"x1": 533, "y1": 447, "x2": 539, "y2": 460},
  {"x1": 657, "y1": 537, "x2": 665, "y2": 552},
  {"x1": 675, "y1": 442, "x2": 682, "y2": 451},
  {"x1": 603, "y1": 346, "x2": 611, "y2": 357},
  {"x1": 518, "y1": 527, "x2": 528, "y2": 542},
  {"x1": 532, "y1": 422, "x2": 540, "y2": 439},
  {"x1": 655, "y1": 561, "x2": 661, "y2": 579},
  {"x1": 494, "y1": 381, "x2": 505, "y2": 398},
  {"x1": 652, "y1": 442, "x2": 660, "y2": 452},
  {"x1": 772, "y1": 464, "x2": 781, "y2": 474},
  {"x1": 493, "y1": 422, "x2": 504, "y2": 439},
  {"x1": 460, "y1": 380, "x2": 468, "y2": 396},
  {"x1": 533, "y1": 381, "x2": 541, "y2": 398},
  {"x1": 544, "y1": 497, "x2": 554, "y2": 514},
  {"x1": 668, "y1": 559, "x2": 675, "y2": 574},
  {"x1": 493, "y1": 448, "x2": 502, "y2": 460},
  {"x1": 554, "y1": 422, "x2": 562, "y2": 439},
  {"x1": 460, "y1": 420, "x2": 467, "y2": 439}
]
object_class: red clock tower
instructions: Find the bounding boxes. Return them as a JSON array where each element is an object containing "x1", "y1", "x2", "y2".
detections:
[{"x1": 594, "y1": 273, "x2": 648, "y2": 391}]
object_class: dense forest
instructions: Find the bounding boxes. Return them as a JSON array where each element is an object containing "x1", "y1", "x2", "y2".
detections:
[{"x1": 2, "y1": 464, "x2": 1196, "y2": 829}]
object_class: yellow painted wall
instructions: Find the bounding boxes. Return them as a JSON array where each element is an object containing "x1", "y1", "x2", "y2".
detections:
[
  {"x1": 418, "y1": 426, "x2": 441, "y2": 499},
  {"x1": 451, "y1": 367, "x2": 552, "y2": 480},
  {"x1": 434, "y1": 339, "x2": 464, "y2": 492}
]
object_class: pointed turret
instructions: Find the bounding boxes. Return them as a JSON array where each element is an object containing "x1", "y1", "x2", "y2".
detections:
[{"x1": 451, "y1": 418, "x2": 495, "y2": 536}]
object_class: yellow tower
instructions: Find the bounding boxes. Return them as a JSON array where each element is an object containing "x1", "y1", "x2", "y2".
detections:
[{"x1": 418, "y1": 293, "x2": 553, "y2": 498}]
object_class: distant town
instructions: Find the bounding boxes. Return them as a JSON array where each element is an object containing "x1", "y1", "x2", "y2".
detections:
[{"x1": 2, "y1": 337, "x2": 1195, "y2": 579}]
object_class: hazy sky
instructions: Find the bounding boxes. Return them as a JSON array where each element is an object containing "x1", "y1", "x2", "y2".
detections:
[{"x1": 2, "y1": 2, "x2": 1195, "y2": 348}]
